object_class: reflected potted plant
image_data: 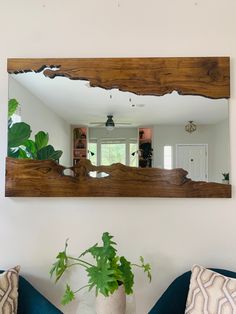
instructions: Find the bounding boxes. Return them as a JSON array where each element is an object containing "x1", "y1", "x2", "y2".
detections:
[
  {"x1": 50, "y1": 232, "x2": 151, "y2": 314},
  {"x1": 222, "y1": 172, "x2": 229, "y2": 184},
  {"x1": 8, "y1": 99, "x2": 63, "y2": 161}
]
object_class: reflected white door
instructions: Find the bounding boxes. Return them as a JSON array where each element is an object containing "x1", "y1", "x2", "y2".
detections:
[{"x1": 176, "y1": 144, "x2": 208, "y2": 181}]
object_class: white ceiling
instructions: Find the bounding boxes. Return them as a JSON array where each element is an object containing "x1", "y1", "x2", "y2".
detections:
[{"x1": 11, "y1": 72, "x2": 229, "y2": 127}]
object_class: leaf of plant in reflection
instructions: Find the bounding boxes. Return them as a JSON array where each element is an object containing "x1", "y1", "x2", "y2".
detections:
[
  {"x1": 35, "y1": 131, "x2": 49, "y2": 150},
  {"x1": 8, "y1": 122, "x2": 32, "y2": 148},
  {"x1": 8, "y1": 99, "x2": 63, "y2": 162}
]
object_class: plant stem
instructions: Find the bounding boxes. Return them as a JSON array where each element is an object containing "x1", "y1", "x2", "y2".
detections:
[
  {"x1": 68, "y1": 256, "x2": 94, "y2": 267},
  {"x1": 67, "y1": 262, "x2": 89, "y2": 270},
  {"x1": 131, "y1": 263, "x2": 143, "y2": 268},
  {"x1": 74, "y1": 284, "x2": 91, "y2": 294}
]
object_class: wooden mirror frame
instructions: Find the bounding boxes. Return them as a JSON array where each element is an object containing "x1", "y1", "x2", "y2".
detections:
[{"x1": 5, "y1": 57, "x2": 231, "y2": 197}]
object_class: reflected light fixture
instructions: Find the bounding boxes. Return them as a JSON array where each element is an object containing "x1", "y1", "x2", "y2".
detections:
[
  {"x1": 185, "y1": 121, "x2": 197, "y2": 133},
  {"x1": 106, "y1": 115, "x2": 115, "y2": 131}
]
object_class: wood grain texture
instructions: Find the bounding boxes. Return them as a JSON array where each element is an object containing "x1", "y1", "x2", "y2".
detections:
[
  {"x1": 7, "y1": 57, "x2": 230, "y2": 99},
  {"x1": 5, "y1": 158, "x2": 231, "y2": 198}
]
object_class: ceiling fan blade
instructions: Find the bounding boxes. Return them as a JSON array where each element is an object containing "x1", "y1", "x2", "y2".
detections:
[{"x1": 115, "y1": 122, "x2": 132, "y2": 125}]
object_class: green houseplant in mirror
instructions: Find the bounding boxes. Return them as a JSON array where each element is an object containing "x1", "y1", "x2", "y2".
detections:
[
  {"x1": 50, "y1": 232, "x2": 151, "y2": 314},
  {"x1": 8, "y1": 99, "x2": 63, "y2": 161},
  {"x1": 222, "y1": 172, "x2": 229, "y2": 184}
]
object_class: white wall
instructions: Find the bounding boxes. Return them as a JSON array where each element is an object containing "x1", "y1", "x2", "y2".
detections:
[
  {"x1": 89, "y1": 127, "x2": 137, "y2": 140},
  {"x1": 0, "y1": 1, "x2": 236, "y2": 313},
  {"x1": 152, "y1": 121, "x2": 230, "y2": 183},
  {"x1": 212, "y1": 119, "x2": 230, "y2": 182},
  {"x1": 9, "y1": 77, "x2": 71, "y2": 167}
]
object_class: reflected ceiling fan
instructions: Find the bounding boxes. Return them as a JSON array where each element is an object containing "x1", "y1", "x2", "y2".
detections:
[{"x1": 90, "y1": 115, "x2": 132, "y2": 130}]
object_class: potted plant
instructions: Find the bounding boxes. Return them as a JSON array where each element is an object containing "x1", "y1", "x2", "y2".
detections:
[
  {"x1": 8, "y1": 99, "x2": 63, "y2": 161},
  {"x1": 222, "y1": 172, "x2": 229, "y2": 184},
  {"x1": 50, "y1": 232, "x2": 151, "y2": 314}
]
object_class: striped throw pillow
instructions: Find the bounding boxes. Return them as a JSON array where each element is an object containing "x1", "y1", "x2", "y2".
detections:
[
  {"x1": 0, "y1": 266, "x2": 20, "y2": 314},
  {"x1": 185, "y1": 265, "x2": 236, "y2": 314}
]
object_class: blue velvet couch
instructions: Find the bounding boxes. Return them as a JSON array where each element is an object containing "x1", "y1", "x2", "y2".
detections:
[
  {"x1": 0, "y1": 270, "x2": 62, "y2": 314},
  {"x1": 149, "y1": 268, "x2": 236, "y2": 314}
]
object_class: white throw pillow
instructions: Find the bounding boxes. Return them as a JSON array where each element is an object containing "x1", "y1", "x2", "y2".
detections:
[
  {"x1": 185, "y1": 265, "x2": 236, "y2": 314},
  {"x1": 0, "y1": 266, "x2": 20, "y2": 314}
]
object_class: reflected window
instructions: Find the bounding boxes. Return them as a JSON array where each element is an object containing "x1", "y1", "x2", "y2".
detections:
[
  {"x1": 130, "y1": 142, "x2": 139, "y2": 167},
  {"x1": 101, "y1": 141, "x2": 126, "y2": 165},
  {"x1": 88, "y1": 141, "x2": 97, "y2": 166},
  {"x1": 164, "y1": 145, "x2": 172, "y2": 169}
]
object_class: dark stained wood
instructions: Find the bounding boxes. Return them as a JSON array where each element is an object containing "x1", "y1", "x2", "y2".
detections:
[
  {"x1": 5, "y1": 158, "x2": 231, "y2": 198},
  {"x1": 7, "y1": 57, "x2": 230, "y2": 99}
]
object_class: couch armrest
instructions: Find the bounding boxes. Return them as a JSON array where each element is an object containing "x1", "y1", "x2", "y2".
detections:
[{"x1": 18, "y1": 276, "x2": 62, "y2": 314}]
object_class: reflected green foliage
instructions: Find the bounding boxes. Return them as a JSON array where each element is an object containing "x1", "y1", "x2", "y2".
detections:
[
  {"x1": 7, "y1": 99, "x2": 63, "y2": 162},
  {"x1": 50, "y1": 232, "x2": 151, "y2": 306},
  {"x1": 8, "y1": 99, "x2": 19, "y2": 118},
  {"x1": 35, "y1": 131, "x2": 49, "y2": 150},
  {"x1": 8, "y1": 122, "x2": 31, "y2": 148},
  {"x1": 101, "y1": 143, "x2": 126, "y2": 165}
]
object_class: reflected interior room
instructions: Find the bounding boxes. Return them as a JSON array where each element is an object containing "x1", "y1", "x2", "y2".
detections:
[{"x1": 8, "y1": 71, "x2": 230, "y2": 184}]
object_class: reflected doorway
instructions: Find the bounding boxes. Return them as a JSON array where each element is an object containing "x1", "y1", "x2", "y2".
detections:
[{"x1": 176, "y1": 144, "x2": 208, "y2": 181}]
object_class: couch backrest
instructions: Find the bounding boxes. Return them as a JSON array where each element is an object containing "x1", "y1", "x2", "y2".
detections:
[
  {"x1": 0, "y1": 270, "x2": 62, "y2": 314},
  {"x1": 149, "y1": 268, "x2": 236, "y2": 314}
]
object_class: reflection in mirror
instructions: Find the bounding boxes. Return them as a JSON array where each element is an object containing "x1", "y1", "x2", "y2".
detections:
[{"x1": 8, "y1": 71, "x2": 230, "y2": 184}]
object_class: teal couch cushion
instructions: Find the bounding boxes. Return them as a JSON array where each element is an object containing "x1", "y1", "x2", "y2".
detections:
[
  {"x1": 149, "y1": 268, "x2": 236, "y2": 314},
  {"x1": 0, "y1": 270, "x2": 62, "y2": 314}
]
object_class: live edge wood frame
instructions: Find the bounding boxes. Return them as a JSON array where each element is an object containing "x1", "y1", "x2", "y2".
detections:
[{"x1": 6, "y1": 57, "x2": 231, "y2": 197}]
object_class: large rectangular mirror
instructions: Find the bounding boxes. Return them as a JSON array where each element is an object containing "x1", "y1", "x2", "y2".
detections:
[{"x1": 6, "y1": 57, "x2": 231, "y2": 197}]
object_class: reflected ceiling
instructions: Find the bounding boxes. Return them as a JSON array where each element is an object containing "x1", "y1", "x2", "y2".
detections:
[{"x1": 11, "y1": 72, "x2": 228, "y2": 126}]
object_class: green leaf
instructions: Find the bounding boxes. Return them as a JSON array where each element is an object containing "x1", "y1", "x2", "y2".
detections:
[
  {"x1": 50, "y1": 149, "x2": 63, "y2": 161},
  {"x1": 80, "y1": 232, "x2": 117, "y2": 262},
  {"x1": 8, "y1": 117, "x2": 13, "y2": 129},
  {"x1": 8, "y1": 99, "x2": 19, "y2": 118},
  {"x1": 23, "y1": 139, "x2": 37, "y2": 159},
  {"x1": 102, "y1": 232, "x2": 117, "y2": 260},
  {"x1": 61, "y1": 285, "x2": 75, "y2": 305},
  {"x1": 110, "y1": 256, "x2": 123, "y2": 281},
  {"x1": 86, "y1": 262, "x2": 117, "y2": 296},
  {"x1": 8, "y1": 148, "x2": 19, "y2": 158},
  {"x1": 37, "y1": 145, "x2": 62, "y2": 161},
  {"x1": 35, "y1": 131, "x2": 49, "y2": 150},
  {"x1": 80, "y1": 243, "x2": 100, "y2": 259},
  {"x1": 50, "y1": 240, "x2": 69, "y2": 283},
  {"x1": 140, "y1": 256, "x2": 152, "y2": 282},
  {"x1": 118, "y1": 256, "x2": 134, "y2": 295},
  {"x1": 8, "y1": 122, "x2": 31, "y2": 148},
  {"x1": 18, "y1": 148, "x2": 30, "y2": 159}
]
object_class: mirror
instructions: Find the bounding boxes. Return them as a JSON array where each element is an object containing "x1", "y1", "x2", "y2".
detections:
[{"x1": 6, "y1": 57, "x2": 231, "y2": 197}]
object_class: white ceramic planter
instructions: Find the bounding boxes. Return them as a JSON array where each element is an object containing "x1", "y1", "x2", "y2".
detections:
[
  {"x1": 96, "y1": 285, "x2": 126, "y2": 314},
  {"x1": 222, "y1": 179, "x2": 229, "y2": 184}
]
